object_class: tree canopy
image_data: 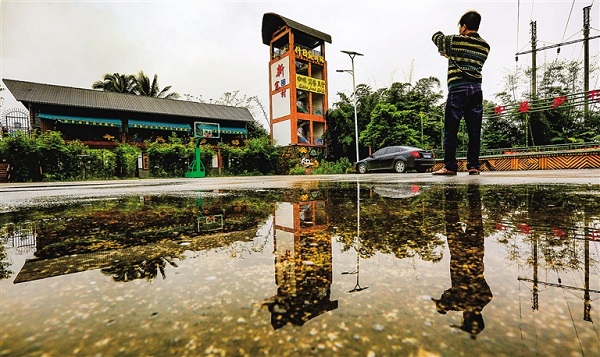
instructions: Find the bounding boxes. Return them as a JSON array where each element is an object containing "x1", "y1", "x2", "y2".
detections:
[
  {"x1": 325, "y1": 58, "x2": 599, "y2": 162},
  {"x1": 93, "y1": 71, "x2": 179, "y2": 99}
]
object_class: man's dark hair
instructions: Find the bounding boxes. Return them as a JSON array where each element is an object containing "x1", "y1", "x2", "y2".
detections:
[{"x1": 459, "y1": 11, "x2": 481, "y2": 31}]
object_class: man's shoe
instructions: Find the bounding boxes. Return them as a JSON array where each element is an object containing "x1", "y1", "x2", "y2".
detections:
[
  {"x1": 468, "y1": 168, "x2": 480, "y2": 175},
  {"x1": 432, "y1": 168, "x2": 457, "y2": 176}
]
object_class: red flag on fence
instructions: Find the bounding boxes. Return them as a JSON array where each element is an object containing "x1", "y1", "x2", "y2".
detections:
[
  {"x1": 589, "y1": 89, "x2": 600, "y2": 103},
  {"x1": 552, "y1": 96, "x2": 567, "y2": 108},
  {"x1": 518, "y1": 223, "x2": 531, "y2": 234},
  {"x1": 518, "y1": 101, "x2": 531, "y2": 113}
]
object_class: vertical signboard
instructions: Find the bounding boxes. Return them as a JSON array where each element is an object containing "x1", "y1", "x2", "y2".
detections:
[{"x1": 270, "y1": 57, "x2": 291, "y2": 120}]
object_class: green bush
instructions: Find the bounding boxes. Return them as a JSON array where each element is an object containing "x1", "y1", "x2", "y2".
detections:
[
  {"x1": 289, "y1": 157, "x2": 353, "y2": 175},
  {"x1": 311, "y1": 157, "x2": 353, "y2": 174},
  {"x1": 289, "y1": 165, "x2": 308, "y2": 175},
  {"x1": 0, "y1": 131, "x2": 43, "y2": 181},
  {"x1": 85, "y1": 148, "x2": 117, "y2": 179},
  {"x1": 0, "y1": 131, "x2": 141, "y2": 181},
  {"x1": 219, "y1": 137, "x2": 279, "y2": 175},
  {"x1": 0, "y1": 129, "x2": 351, "y2": 181},
  {"x1": 147, "y1": 134, "x2": 198, "y2": 178},
  {"x1": 114, "y1": 144, "x2": 140, "y2": 178},
  {"x1": 148, "y1": 142, "x2": 188, "y2": 178}
]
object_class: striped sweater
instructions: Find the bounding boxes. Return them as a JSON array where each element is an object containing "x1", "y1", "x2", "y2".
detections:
[{"x1": 432, "y1": 31, "x2": 490, "y2": 88}]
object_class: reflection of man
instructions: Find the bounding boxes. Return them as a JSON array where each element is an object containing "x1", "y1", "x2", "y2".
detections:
[{"x1": 433, "y1": 185, "x2": 493, "y2": 338}]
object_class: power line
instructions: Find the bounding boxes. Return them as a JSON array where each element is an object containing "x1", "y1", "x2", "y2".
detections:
[
  {"x1": 517, "y1": 0, "x2": 521, "y2": 54},
  {"x1": 516, "y1": 34, "x2": 600, "y2": 55},
  {"x1": 561, "y1": 0, "x2": 577, "y2": 43}
]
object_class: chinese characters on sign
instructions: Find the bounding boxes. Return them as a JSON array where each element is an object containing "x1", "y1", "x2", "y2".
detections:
[
  {"x1": 296, "y1": 74, "x2": 325, "y2": 94},
  {"x1": 273, "y1": 60, "x2": 289, "y2": 98},
  {"x1": 294, "y1": 45, "x2": 325, "y2": 64}
]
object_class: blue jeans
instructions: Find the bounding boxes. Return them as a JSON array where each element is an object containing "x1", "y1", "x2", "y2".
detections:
[{"x1": 443, "y1": 83, "x2": 483, "y2": 171}]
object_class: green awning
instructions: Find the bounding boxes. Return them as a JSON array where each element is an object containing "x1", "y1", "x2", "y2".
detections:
[
  {"x1": 39, "y1": 113, "x2": 122, "y2": 127},
  {"x1": 220, "y1": 127, "x2": 247, "y2": 135},
  {"x1": 128, "y1": 119, "x2": 190, "y2": 132}
]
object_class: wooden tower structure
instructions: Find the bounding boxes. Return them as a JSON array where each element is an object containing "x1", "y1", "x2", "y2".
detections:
[{"x1": 261, "y1": 13, "x2": 332, "y2": 147}]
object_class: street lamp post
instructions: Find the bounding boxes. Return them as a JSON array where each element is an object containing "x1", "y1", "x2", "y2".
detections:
[{"x1": 337, "y1": 50, "x2": 363, "y2": 163}]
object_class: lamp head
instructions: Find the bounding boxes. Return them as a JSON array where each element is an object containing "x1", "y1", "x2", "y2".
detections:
[{"x1": 341, "y1": 50, "x2": 364, "y2": 57}]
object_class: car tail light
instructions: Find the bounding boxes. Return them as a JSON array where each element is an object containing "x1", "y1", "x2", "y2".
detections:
[{"x1": 410, "y1": 151, "x2": 421, "y2": 158}]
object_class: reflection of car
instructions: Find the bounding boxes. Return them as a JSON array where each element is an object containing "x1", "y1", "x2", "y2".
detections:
[
  {"x1": 373, "y1": 184, "x2": 422, "y2": 199},
  {"x1": 356, "y1": 146, "x2": 435, "y2": 173}
]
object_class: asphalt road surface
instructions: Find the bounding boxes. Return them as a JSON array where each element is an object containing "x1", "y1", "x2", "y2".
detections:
[{"x1": 0, "y1": 169, "x2": 598, "y2": 211}]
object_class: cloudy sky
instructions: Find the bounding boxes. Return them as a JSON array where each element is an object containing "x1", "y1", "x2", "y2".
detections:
[{"x1": 1, "y1": 0, "x2": 598, "y2": 128}]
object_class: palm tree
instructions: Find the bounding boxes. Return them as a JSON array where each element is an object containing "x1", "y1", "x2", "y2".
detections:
[
  {"x1": 92, "y1": 73, "x2": 135, "y2": 94},
  {"x1": 133, "y1": 71, "x2": 180, "y2": 99}
]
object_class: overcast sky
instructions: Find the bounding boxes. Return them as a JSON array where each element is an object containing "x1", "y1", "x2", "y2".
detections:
[{"x1": 1, "y1": 0, "x2": 598, "y2": 128}]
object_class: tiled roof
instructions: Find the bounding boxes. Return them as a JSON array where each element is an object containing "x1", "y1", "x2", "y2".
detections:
[{"x1": 3, "y1": 79, "x2": 255, "y2": 123}]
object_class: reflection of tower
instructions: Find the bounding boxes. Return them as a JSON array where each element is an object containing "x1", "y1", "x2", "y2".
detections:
[
  {"x1": 263, "y1": 196, "x2": 338, "y2": 329},
  {"x1": 261, "y1": 13, "x2": 331, "y2": 147}
]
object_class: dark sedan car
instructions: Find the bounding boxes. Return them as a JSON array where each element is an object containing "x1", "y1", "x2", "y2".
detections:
[{"x1": 356, "y1": 146, "x2": 435, "y2": 173}]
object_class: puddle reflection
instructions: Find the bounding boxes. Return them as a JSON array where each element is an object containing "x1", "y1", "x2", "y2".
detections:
[
  {"x1": 433, "y1": 185, "x2": 492, "y2": 338},
  {"x1": 1, "y1": 183, "x2": 599, "y2": 356}
]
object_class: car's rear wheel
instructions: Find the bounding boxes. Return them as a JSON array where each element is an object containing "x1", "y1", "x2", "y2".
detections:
[
  {"x1": 357, "y1": 162, "x2": 368, "y2": 174},
  {"x1": 394, "y1": 161, "x2": 406, "y2": 173}
]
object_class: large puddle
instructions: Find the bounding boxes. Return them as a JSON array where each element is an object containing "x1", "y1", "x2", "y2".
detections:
[{"x1": 1, "y1": 183, "x2": 599, "y2": 356}]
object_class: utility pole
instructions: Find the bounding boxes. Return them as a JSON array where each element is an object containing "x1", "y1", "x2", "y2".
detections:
[
  {"x1": 527, "y1": 21, "x2": 537, "y2": 148},
  {"x1": 514, "y1": 6, "x2": 599, "y2": 146},
  {"x1": 530, "y1": 21, "x2": 537, "y2": 101},
  {"x1": 583, "y1": 6, "x2": 591, "y2": 123}
]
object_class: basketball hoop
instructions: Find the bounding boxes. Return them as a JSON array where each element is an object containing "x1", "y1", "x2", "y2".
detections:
[{"x1": 195, "y1": 122, "x2": 220, "y2": 139}]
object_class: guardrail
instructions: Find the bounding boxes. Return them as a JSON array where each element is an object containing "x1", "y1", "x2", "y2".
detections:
[{"x1": 433, "y1": 142, "x2": 600, "y2": 159}]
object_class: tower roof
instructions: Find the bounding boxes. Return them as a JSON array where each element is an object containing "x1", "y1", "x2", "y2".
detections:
[{"x1": 261, "y1": 13, "x2": 332, "y2": 48}]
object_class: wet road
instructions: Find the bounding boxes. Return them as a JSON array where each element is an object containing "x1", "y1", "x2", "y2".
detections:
[
  {"x1": 1, "y1": 169, "x2": 598, "y2": 209},
  {"x1": 1, "y1": 169, "x2": 599, "y2": 356}
]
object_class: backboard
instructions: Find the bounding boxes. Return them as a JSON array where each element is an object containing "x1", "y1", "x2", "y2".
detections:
[
  {"x1": 197, "y1": 214, "x2": 224, "y2": 232},
  {"x1": 194, "y1": 122, "x2": 220, "y2": 139}
]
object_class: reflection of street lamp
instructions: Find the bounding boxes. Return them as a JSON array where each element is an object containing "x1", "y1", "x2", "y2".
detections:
[
  {"x1": 341, "y1": 182, "x2": 368, "y2": 293},
  {"x1": 337, "y1": 50, "x2": 363, "y2": 163}
]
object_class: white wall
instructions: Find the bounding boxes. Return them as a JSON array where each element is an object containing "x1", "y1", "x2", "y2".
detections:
[{"x1": 272, "y1": 120, "x2": 291, "y2": 146}]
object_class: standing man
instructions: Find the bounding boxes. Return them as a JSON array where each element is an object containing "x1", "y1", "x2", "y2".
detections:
[{"x1": 432, "y1": 11, "x2": 490, "y2": 175}]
